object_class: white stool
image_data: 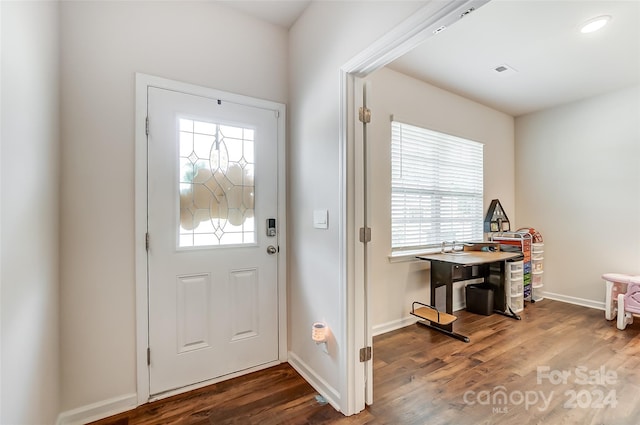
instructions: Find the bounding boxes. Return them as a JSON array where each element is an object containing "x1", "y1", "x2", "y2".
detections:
[
  {"x1": 617, "y1": 276, "x2": 640, "y2": 330},
  {"x1": 602, "y1": 273, "x2": 633, "y2": 321}
]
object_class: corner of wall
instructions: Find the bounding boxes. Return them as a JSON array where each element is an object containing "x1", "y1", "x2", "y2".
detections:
[
  {"x1": 287, "y1": 351, "x2": 341, "y2": 412},
  {"x1": 56, "y1": 394, "x2": 137, "y2": 425}
]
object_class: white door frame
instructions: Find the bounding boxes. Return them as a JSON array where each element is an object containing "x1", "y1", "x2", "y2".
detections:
[
  {"x1": 339, "y1": 0, "x2": 490, "y2": 414},
  {"x1": 134, "y1": 73, "x2": 287, "y2": 405}
]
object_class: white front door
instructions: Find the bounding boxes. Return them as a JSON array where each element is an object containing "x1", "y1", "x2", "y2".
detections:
[{"x1": 146, "y1": 86, "x2": 282, "y2": 396}]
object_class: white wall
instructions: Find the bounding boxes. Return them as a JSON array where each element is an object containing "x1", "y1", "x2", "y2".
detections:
[
  {"x1": 1, "y1": 2, "x2": 61, "y2": 424},
  {"x1": 365, "y1": 67, "x2": 515, "y2": 333},
  {"x1": 59, "y1": 1, "x2": 288, "y2": 413},
  {"x1": 515, "y1": 85, "x2": 640, "y2": 306},
  {"x1": 288, "y1": 1, "x2": 429, "y2": 412}
]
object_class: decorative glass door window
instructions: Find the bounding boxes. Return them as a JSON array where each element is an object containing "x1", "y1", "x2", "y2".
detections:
[{"x1": 178, "y1": 118, "x2": 255, "y2": 247}]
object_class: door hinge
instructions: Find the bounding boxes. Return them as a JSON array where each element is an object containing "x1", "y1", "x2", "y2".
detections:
[
  {"x1": 147, "y1": 347, "x2": 151, "y2": 365},
  {"x1": 359, "y1": 346, "x2": 372, "y2": 362},
  {"x1": 359, "y1": 227, "x2": 371, "y2": 243},
  {"x1": 145, "y1": 232, "x2": 150, "y2": 251},
  {"x1": 358, "y1": 107, "x2": 371, "y2": 124},
  {"x1": 145, "y1": 116, "x2": 149, "y2": 136},
  {"x1": 274, "y1": 110, "x2": 280, "y2": 118}
]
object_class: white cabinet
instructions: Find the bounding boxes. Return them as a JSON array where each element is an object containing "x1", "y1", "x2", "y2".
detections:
[
  {"x1": 506, "y1": 260, "x2": 524, "y2": 313},
  {"x1": 532, "y1": 243, "x2": 544, "y2": 302}
]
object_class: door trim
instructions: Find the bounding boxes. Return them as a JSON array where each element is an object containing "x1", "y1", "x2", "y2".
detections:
[{"x1": 134, "y1": 73, "x2": 287, "y2": 405}]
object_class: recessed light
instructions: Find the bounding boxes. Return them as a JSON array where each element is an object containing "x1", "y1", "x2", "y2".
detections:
[{"x1": 580, "y1": 15, "x2": 611, "y2": 34}]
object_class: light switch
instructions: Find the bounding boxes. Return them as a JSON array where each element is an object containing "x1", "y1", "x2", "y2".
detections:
[{"x1": 313, "y1": 209, "x2": 328, "y2": 229}]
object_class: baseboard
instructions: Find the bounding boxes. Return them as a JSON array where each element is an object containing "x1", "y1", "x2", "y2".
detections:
[
  {"x1": 453, "y1": 300, "x2": 466, "y2": 312},
  {"x1": 540, "y1": 290, "x2": 605, "y2": 311},
  {"x1": 372, "y1": 303, "x2": 466, "y2": 337},
  {"x1": 287, "y1": 351, "x2": 341, "y2": 412},
  {"x1": 372, "y1": 316, "x2": 418, "y2": 336},
  {"x1": 57, "y1": 393, "x2": 137, "y2": 425},
  {"x1": 371, "y1": 285, "x2": 469, "y2": 337},
  {"x1": 372, "y1": 291, "x2": 604, "y2": 338}
]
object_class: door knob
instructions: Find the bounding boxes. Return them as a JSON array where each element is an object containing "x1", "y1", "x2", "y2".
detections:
[{"x1": 267, "y1": 245, "x2": 277, "y2": 255}]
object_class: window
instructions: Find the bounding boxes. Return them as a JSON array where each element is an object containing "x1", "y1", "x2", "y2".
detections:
[
  {"x1": 178, "y1": 118, "x2": 256, "y2": 247},
  {"x1": 391, "y1": 121, "x2": 484, "y2": 253}
]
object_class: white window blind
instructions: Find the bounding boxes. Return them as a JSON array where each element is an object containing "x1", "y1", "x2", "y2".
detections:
[{"x1": 391, "y1": 121, "x2": 484, "y2": 252}]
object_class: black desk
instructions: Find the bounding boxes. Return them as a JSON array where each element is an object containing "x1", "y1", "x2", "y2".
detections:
[{"x1": 415, "y1": 251, "x2": 523, "y2": 342}]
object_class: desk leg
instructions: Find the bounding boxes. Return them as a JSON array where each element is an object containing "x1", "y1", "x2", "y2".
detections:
[
  {"x1": 604, "y1": 280, "x2": 615, "y2": 321},
  {"x1": 494, "y1": 307, "x2": 521, "y2": 320},
  {"x1": 416, "y1": 320, "x2": 470, "y2": 343},
  {"x1": 426, "y1": 263, "x2": 470, "y2": 342}
]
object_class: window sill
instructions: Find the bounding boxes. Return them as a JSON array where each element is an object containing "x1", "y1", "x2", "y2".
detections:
[{"x1": 388, "y1": 248, "x2": 440, "y2": 263}]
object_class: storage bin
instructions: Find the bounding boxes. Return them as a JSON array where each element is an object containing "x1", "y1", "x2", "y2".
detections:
[
  {"x1": 532, "y1": 272, "x2": 544, "y2": 288},
  {"x1": 532, "y1": 242, "x2": 544, "y2": 253},
  {"x1": 532, "y1": 258, "x2": 544, "y2": 272},
  {"x1": 510, "y1": 270, "x2": 523, "y2": 280},
  {"x1": 532, "y1": 251, "x2": 544, "y2": 260},
  {"x1": 509, "y1": 262, "x2": 523, "y2": 273},
  {"x1": 510, "y1": 279, "x2": 523, "y2": 296},
  {"x1": 466, "y1": 284, "x2": 494, "y2": 315},
  {"x1": 510, "y1": 296, "x2": 524, "y2": 313}
]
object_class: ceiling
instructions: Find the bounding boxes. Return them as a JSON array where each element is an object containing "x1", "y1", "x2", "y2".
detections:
[
  {"x1": 222, "y1": 0, "x2": 640, "y2": 117},
  {"x1": 220, "y1": 0, "x2": 311, "y2": 29},
  {"x1": 387, "y1": 0, "x2": 640, "y2": 116}
]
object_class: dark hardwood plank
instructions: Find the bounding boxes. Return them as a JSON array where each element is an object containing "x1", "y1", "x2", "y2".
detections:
[{"x1": 90, "y1": 300, "x2": 640, "y2": 424}]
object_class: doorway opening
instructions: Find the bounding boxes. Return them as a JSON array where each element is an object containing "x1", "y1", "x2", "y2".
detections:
[{"x1": 341, "y1": 0, "x2": 490, "y2": 413}]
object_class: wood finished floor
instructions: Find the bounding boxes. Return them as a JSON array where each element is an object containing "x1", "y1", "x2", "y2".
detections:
[{"x1": 91, "y1": 300, "x2": 640, "y2": 425}]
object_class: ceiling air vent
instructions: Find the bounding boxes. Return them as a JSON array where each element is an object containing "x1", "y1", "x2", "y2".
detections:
[
  {"x1": 492, "y1": 64, "x2": 518, "y2": 76},
  {"x1": 433, "y1": 25, "x2": 447, "y2": 35},
  {"x1": 460, "y1": 7, "x2": 475, "y2": 18}
]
